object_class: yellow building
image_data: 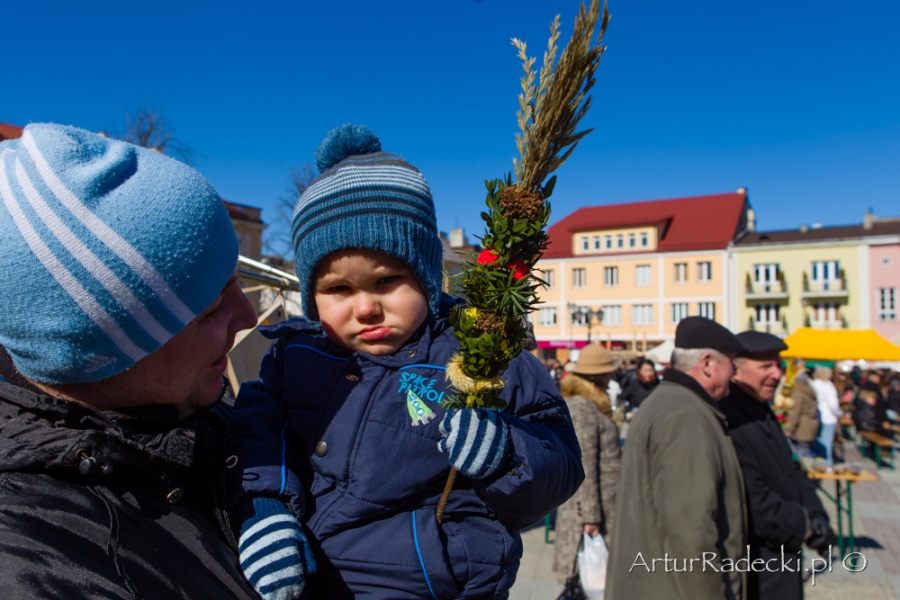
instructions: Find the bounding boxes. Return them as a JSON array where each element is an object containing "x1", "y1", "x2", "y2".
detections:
[
  {"x1": 731, "y1": 214, "x2": 900, "y2": 337},
  {"x1": 533, "y1": 190, "x2": 751, "y2": 362}
]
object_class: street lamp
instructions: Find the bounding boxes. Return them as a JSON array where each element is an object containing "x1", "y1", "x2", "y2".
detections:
[{"x1": 568, "y1": 303, "x2": 603, "y2": 343}]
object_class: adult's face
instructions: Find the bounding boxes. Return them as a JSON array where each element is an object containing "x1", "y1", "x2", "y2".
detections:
[
  {"x1": 638, "y1": 363, "x2": 656, "y2": 382},
  {"x1": 733, "y1": 354, "x2": 783, "y2": 402},
  {"x1": 703, "y1": 352, "x2": 735, "y2": 401},
  {"x1": 71, "y1": 273, "x2": 258, "y2": 418}
]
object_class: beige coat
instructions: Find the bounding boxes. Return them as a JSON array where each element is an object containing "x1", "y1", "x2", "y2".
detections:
[
  {"x1": 785, "y1": 377, "x2": 820, "y2": 442},
  {"x1": 606, "y1": 378, "x2": 747, "y2": 600},
  {"x1": 554, "y1": 375, "x2": 621, "y2": 583}
]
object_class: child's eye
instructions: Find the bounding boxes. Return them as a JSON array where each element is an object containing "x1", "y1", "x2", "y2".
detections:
[
  {"x1": 326, "y1": 285, "x2": 350, "y2": 293},
  {"x1": 377, "y1": 275, "x2": 401, "y2": 286}
]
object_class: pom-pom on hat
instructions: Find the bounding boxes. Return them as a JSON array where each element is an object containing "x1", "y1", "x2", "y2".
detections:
[
  {"x1": 0, "y1": 123, "x2": 239, "y2": 384},
  {"x1": 291, "y1": 124, "x2": 442, "y2": 321}
]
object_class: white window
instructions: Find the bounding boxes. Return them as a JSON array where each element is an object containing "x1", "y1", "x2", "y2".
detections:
[
  {"x1": 671, "y1": 303, "x2": 689, "y2": 324},
  {"x1": 628, "y1": 233, "x2": 636, "y2": 248},
  {"x1": 633, "y1": 304, "x2": 654, "y2": 326},
  {"x1": 878, "y1": 288, "x2": 897, "y2": 322},
  {"x1": 698, "y1": 261, "x2": 712, "y2": 282},
  {"x1": 539, "y1": 307, "x2": 557, "y2": 326},
  {"x1": 593, "y1": 235, "x2": 601, "y2": 250},
  {"x1": 635, "y1": 264, "x2": 652, "y2": 286},
  {"x1": 811, "y1": 260, "x2": 840, "y2": 290},
  {"x1": 602, "y1": 305, "x2": 622, "y2": 326},
  {"x1": 604, "y1": 235, "x2": 612, "y2": 250},
  {"x1": 604, "y1": 266, "x2": 619, "y2": 287},
  {"x1": 540, "y1": 269, "x2": 555, "y2": 289},
  {"x1": 581, "y1": 236, "x2": 589, "y2": 251},
  {"x1": 811, "y1": 302, "x2": 841, "y2": 327},
  {"x1": 755, "y1": 304, "x2": 781, "y2": 325},
  {"x1": 616, "y1": 234, "x2": 624, "y2": 249},
  {"x1": 572, "y1": 268, "x2": 586, "y2": 288},
  {"x1": 674, "y1": 262, "x2": 688, "y2": 283},
  {"x1": 640, "y1": 232, "x2": 648, "y2": 247},
  {"x1": 698, "y1": 302, "x2": 716, "y2": 320},
  {"x1": 754, "y1": 264, "x2": 780, "y2": 291}
]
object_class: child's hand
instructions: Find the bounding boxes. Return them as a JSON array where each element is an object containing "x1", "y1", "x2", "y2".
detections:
[
  {"x1": 238, "y1": 497, "x2": 317, "y2": 600},
  {"x1": 438, "y1": 408, "x2": 513, "y2": 479}
]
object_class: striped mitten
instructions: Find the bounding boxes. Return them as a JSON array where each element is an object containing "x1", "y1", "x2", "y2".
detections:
[
  {"x1": 238, "y1": 497, "x2": 316, "y2": 600},
  {"x1": 438, "y1": 408, "x2": 513, "y2": 479}
]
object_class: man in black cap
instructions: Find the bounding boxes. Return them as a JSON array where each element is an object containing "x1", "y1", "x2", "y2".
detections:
[
  {"x1": 607, "y1": 317, "x2": 747, "y2": 600},
  {"x1": 718, "y1": 331, "x2": 836, "y2": 600}
]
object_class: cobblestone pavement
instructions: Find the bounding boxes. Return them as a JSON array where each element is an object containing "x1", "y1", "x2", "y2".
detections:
[{"x1": 510, "y1": 440, "x2": 900, "y2": 599}]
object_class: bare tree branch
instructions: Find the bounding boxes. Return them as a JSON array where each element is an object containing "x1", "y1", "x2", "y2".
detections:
[
  {"x1": 264, "y1": 162, "x2": 318, "y2": 258},
  {"x1": 117, "y1": 103, "x2": 197, "y2": 165}
]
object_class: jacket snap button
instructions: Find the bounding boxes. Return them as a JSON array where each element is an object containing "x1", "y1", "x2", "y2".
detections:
[
  {"x1": 406, "y1": 350, "x2": 416, "y2": 357},
  {"x1": 315, "y1": 441, "x2": 328, "y2": 457},
  {"x1": 345, "y1": 374, "x2": 359, "y2": 382},
  {"x1": 166, "y1": 488, "x2": 184, "y2": 504}
]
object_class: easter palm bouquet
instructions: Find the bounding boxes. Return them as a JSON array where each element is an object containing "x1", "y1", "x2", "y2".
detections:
[{"x1": 437, "y1": 0, "x2": 609, "y2": 519}]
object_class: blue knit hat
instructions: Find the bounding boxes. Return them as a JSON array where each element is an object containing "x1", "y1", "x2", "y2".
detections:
[
  {"x1": 0, "y1": 123, "x2": 239, "y2": 384},
  {"x1": 291, "y1": 124, "x2": 442, "y2": 321}
]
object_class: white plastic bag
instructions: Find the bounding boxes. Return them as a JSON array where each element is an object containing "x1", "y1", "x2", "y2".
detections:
[{"x1": 577, "y1": 533, "x2": 608, "y2": 600}]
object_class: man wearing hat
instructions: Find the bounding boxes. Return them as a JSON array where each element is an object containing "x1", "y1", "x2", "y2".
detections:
[
  {"x1": 718, "y1": 331, "x2": 835, "y2": 600},
  {"x1": 606, "y1": 317, "x2": 747, "y2": 600},
  {"x1": 0, "y1": 124, "x2": 259, "y2": 598}
]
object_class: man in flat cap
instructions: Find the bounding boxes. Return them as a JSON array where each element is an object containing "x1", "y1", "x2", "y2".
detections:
[
  {"x1": 607, "y1": 317, "x2": 747, "y2": 600},
  {"x1": 718, "y1": 331, "x2": 835, "y2": 600},
  {"x1": 0, "y1": 124, "x2": 259, "y2": 598}
]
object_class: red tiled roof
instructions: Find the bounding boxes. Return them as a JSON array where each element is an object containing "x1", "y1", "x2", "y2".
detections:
[
  {"x1": 0, "y1": 122, "x2": 24, "y2": 141},
  {"x1": 222, "y1": 200, "x2": 264, "y2": 224},
  {"x1": 543, "y1": 191, "x2": 748, "y2": 258}
]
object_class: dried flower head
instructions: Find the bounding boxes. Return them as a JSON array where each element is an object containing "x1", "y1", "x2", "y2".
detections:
[{"x1": 499, "y1": 185, "x2": 544, "y2": 220}]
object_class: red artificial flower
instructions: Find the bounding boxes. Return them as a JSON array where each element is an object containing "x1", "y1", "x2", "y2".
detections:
[
  {"x1": 477, "y1": 248, "x2": 529, "y2": 280},
  {"x1": 478, "y1": 249, "x2": 499, "y2": 265},
  {"x1": 509, "y1": 258, "x2": 529, "y2": 280}
]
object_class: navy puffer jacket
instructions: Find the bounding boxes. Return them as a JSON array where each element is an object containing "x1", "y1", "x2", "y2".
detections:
[{"x1": 228, "y1": 314, "x2": 583, "y2": 599}]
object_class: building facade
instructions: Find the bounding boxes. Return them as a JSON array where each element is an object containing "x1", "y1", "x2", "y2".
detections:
[
  {"x1": 533, "y1": 190, "x2": 750, "y2": 362},
  {"x1": 731, "y1": 215, "x2": 900, "y2": 341}
]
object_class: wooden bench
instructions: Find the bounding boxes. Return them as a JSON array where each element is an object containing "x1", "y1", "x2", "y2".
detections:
[{"x1": 857, "y1": 430, "x2": 896, "y2": 468}]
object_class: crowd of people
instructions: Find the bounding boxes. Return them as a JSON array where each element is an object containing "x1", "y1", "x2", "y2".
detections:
[{"x1": 538, "y1": 320, "x2": 900, "y2": 599}]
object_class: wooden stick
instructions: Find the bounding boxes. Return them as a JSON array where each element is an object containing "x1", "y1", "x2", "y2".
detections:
[{"x1": 435, "y1": 467, "x2": 458, "y2": 522}]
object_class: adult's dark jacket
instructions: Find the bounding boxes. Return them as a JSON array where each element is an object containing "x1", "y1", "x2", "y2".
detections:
[
  {"x1": 719, "y1": 382, "x2": 828, "y2": 600},
  {"x1": 0, "y1": 375, "x2": 256, "y2": 599},
  {"x1": 853, "y1": 381, "x2": 891, "y2": 436},
  {"x1": 617, "y1": 376, "x2": 659, "y2": 411}
]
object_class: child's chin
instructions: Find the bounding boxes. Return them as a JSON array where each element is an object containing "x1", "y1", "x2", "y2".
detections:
[{"x1": 360, "y1": 341, "x2": 403, "y2": 356}]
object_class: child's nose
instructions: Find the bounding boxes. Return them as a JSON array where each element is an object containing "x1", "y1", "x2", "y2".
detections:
[{"x1": 354, "y1": 293, "x2": 382, "y2": 319}]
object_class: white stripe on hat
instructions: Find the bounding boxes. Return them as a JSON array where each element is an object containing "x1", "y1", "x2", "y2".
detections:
[
  {"x1": 293, "y1": 165, "x2": 432, "y2": 216},
  {"x1": 20, "y1": 130, "x2": 197, "y2": 325},
  {"x1": 14, "y1": 159, "x2": 172, "y2": 346},
  {"x1": 0, "y1": 151, "x2": 146, "y2": 362}
]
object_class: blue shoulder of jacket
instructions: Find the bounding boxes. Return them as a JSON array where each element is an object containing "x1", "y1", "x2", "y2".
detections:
[{"x1": 257, "y1": 317, "x2": 323, "y2": 340}]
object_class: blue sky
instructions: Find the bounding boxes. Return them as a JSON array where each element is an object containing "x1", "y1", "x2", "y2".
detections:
[{"x1": 5, "y1": 0, "x2": 899, "y2": 252}]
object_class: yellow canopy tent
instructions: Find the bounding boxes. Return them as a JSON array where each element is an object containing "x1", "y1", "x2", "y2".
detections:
[{"x1": 781, "y1": 327, "x2": 900, "y2": 361}]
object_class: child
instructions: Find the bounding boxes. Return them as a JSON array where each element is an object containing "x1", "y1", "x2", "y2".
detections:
[{"x1": 228, "y1": 124, "x2": 583, "y2": 600}]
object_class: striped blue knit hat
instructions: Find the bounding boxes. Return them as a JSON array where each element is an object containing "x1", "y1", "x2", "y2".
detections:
[
  {"x1": 0, "y1": 123, "x2": 239, "y2": 384},
  {"x1": 291, "y1": 124, "x2": 442, "y2": 321}
]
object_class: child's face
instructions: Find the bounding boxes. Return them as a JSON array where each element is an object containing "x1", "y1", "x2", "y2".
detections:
[{"x1": 313, "y1": 249, "x2": 430, "y2": 355}]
